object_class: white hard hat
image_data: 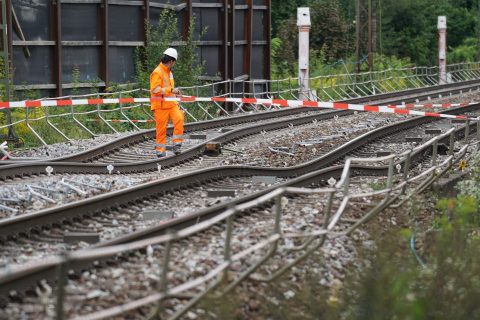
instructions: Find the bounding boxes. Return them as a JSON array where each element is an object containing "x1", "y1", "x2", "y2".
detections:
[{"x1": 163, "y1": 48, "x2": 178, "y2": 60}]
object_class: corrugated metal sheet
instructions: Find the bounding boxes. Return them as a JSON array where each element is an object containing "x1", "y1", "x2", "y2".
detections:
[{"x1": 6, "y1": 0, "x2": 271, "y2": 96}]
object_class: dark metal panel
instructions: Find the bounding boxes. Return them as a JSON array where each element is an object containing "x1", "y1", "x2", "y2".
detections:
[
  {"x1": 234, "y1": 45, "x2": 243, "y2": 77},
  {"x1": 149, "y1": 7, "x2": 184, "y2": 34},
  {"x1": 109, "y1": 5, "x2": 141, "y2": 41},
  {"x1": 62, "y1": 47, "x2": 100, "y2": 82},
  {"x1": 251, "y1": 45, "x2": 263, "y2": 78},
  {"x1": 108, "y1": 46, "x2": 135, "y2": 83},
  {"x1": 13, "y1": 46, "x2": 52, "y2": 84},
  {"x1": 12, "y1": 0, "x2": 50, "y2": 40},
  {"x1": 198, "y1": 8, "x2": 220, "y2": 41},
  {"x1": 200, "y1": 45, "x2": 220, "y2": 75},
  {"x1": 10, "y1": 0, "x2": 271, "y2": 94},
  {"x1": 61, "y1": 4, "x2": 98, "y2": 40},
  {"x1": 234, "y1": 8, "x2": 244, "y2": 40},
  {"x1": 252, "y1": 8, "x2": 264, "y2": 40}
]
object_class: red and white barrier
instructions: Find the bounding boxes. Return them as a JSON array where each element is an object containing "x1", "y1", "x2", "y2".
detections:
[{"x1": 0, "y1": 96, "x2": 479, "y2": 121}]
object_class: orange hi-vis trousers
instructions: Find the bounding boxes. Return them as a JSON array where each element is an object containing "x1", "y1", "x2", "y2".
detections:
[{"x1": 154, "y1": 106, "x2": 184, "y2": 153}]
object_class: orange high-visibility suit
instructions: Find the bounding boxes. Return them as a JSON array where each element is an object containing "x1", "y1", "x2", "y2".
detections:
[{"x1": 150, "y1": 63, "x2": 184, "y2": 154}]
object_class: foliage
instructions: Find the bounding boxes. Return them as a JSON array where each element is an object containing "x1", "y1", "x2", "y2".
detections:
[
  {"x1": 309, "y1": 0, "x2": 349, "y2": 62},
  {"x1": 135, "y1": 10, "x2": 205, "y2": 90},
  {"x1": 455, "y1": 152, "x2": 480, "y2": 204},
  {"x1": 273, "y1": 0, "x2": 350, "y2": 77},
  {"x1": 448, "y1": 37, "x2": 479, "y2": 63},
  {"x1": 271, "y1": 0, "x2": 480, "y2": 77},
  {"x1": 71, "y1": 65, "x2": 81, "y2": 96},
  {"x1": 339, "y1": 228, "x2": 480, "y2": 319},
  {"x1": 271, "y1": 0, "x2": 308, "y2": 36},
  {"x1": 337, "y1": 162, "x2": 480, "y2": 319}
]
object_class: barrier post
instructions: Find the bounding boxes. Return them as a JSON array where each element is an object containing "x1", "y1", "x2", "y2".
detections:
[
  {"x1": 438, "y1": 16, "x2": 447, "y2": 85},
  {"x1": 297, "y1": 7, "x2": 311, "y2": 100}
]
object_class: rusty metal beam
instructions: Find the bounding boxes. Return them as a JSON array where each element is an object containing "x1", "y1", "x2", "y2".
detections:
[
  {"x1": 183, "y1": 0, "x2": 192, "y2": 40},
  {"x1": 52, "y1": 0, "x2": 62, "y2": 96},
  {"x1": 228, "y1": 0, "x2": 235, "y2": 81},
  {"x1": 143, "y1": 0, "x2": 149, "y2": 29},
  {"x1": 222, "y1": 0, "x2": 228, "y2": 94},
  {"x1": 244, "y1": 0, "x2": 252, "y2": 83},
  {"x1": 101, "y1": 0, "x2": 109, "y2": 89},
  {"x1": 264, "y1": 0, "x2": 271, "y2": 81}
]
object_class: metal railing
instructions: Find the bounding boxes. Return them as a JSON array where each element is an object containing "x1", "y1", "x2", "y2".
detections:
[
  {"x1": 0, "y1": 62, "x2": 479, "y2": 148},
  {"x1": 39, "y1": 125, "x2": 478, "y2": 320}
]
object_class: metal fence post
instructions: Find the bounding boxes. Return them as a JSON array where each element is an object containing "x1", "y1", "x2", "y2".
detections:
[
  {"x1": 55, "y1": 253, "x2": 70, "y2": 320},
  {"x1": 222, "y1": 214, "x2": 234, "y2": 282},
  {"x1": 402, "y1": 152, "x2": 412, "y2": 194},
  {"x1": 465, "y1": 120, "x2": 470, "y2": 144},
  {"x1": 432, "y1": 138, "x2": 438, "y2": 166},
  {"x1": 387, "y1": 157, "x2": 394, "y2": 189},
  {"x1": 151, "y1": 240, "x2": 172, "y2": 319},
  {"x1": 322, "y1": 190, "x2": 335, "y2": 227},
  {"x1": 449, "y1": 130, "x2": 455, "y2": 156}
]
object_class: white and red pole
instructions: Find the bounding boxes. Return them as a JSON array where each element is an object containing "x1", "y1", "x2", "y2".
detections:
[
  {"x1": 297, "y1": 7, "x2": 311, "y2": 100},
  {"x1": 438, "y1": 16, "x2": 447, "y2": 85}
]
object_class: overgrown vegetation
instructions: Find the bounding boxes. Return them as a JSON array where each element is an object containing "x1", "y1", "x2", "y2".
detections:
[
  {"x1": 195, "y1": 153, "x2": 480, "y2": 319},
  {"x1": 337, "y1": 153, "x2": 480, "y2": 318},
  {"x1": 271, "y1": 0, "x2": 480, "y2": 78},
  {"x1": 134, "y1": 9, "x2": 204, "y2": 90}
]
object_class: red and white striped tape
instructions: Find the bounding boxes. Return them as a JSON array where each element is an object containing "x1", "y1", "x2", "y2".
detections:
[
  {"x1": 0, "y1": 96, "x2": 478, "y2": 121},
  {"x1": 389, "y1": 102, "x2": 475, "y2": 109}
]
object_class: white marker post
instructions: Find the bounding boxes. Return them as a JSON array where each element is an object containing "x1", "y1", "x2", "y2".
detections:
[
  {"x1": 297, "y1": 7, "x2": 311, "y2": 100},
  {"x1": 438, "y1": 16, "x2": 447, "y2": 85}
]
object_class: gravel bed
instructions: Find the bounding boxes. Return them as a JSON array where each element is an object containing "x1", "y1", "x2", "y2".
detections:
[
  {"x1": 0, "y1": 176, "x2": 285, "y2": 269},
  {"x1": 2, "y1": 92, "x2": 480, "y2": 318},
  {"x1": 1, "y1": 189, "x2": 367, "y2": 319},
  {"x1": 2, "y1": 135, "x2": 477, "y2": 320},
  {"x1": 11, "y1": 130, "x2": 145, "y2": 159},
  {"x1": 7, "y1": 110, "x2": 326, "y2": 161},
  {"x1": 0, "y1": 112, "x2": 400, "y2": 217}
]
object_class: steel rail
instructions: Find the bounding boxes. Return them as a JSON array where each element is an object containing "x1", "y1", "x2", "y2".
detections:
[
  {"x1": 0, "y1": 132, "x2": 470, "y2": 297},
  {"x1": 0, "y1": 102, "x2": 477, "y2": 239},
  {"x1": 2, "y1": 78, "x2": 480, "y2": 167},
  {"x1": 1, "y1": 85, "x2": 480, "y2": 180},
  {"x1": 0, "y1": 108, "x2": 353, "y2": 180}
]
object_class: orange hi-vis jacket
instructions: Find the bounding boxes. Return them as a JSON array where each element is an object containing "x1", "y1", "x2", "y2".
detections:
[{"x1": 150, "y1": 63, "x2": 179, "y2": 110}]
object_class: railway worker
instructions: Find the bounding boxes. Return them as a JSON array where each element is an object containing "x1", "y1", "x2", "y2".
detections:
[{"x1": 150, "y1": 47, "x2": 184, "y2": 157}]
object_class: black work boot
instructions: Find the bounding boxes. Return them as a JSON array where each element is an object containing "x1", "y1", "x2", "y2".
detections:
[{"x1": 173, "y1": 144, "x2": 182, "y2": 155}]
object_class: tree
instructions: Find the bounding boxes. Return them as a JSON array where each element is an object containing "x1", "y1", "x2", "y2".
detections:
[
  {"x1": 135, "y1": 10, "x2": 204, "y2": 90},
  {"x1": 310, "y1": 0, "x2": 349, "y2": 62}
]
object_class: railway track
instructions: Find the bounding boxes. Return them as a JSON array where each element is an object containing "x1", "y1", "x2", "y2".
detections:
[
  {"x1": 0, "y1": 140, "x2": 470, "y2": 319},
  {"x1": 1, "y1": 79, "x2": 480, "y2": 177},
  {"x1": 2, "y1": 103, "x2": 477, "y2": 240},
  {"x1": 0, "y1": 111, "x2": 397, "y2": 217},
  {"x1": 0, "y1": 100, "x2": 478, "y2": 300},
  {"x1": 1, "y1": 82, "x2": 480, "y2": 318}
]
